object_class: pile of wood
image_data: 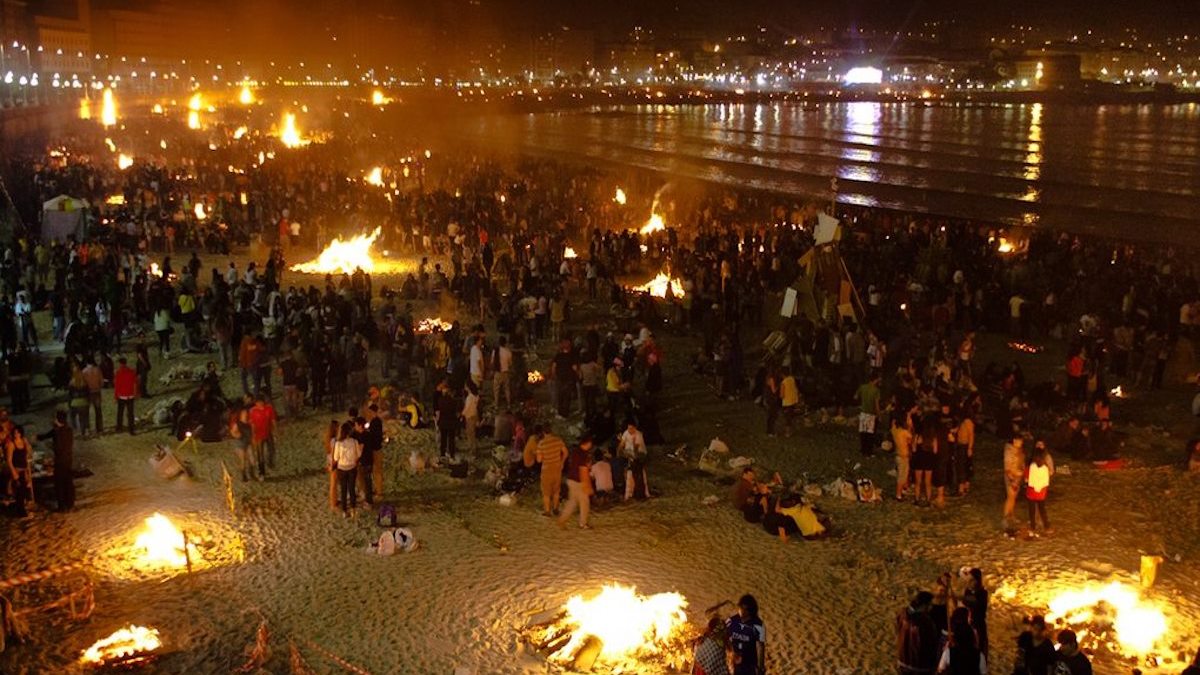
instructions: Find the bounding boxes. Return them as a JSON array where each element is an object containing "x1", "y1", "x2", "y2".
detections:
[{"x1": 515, "y1": 608, "x2": 691, "y2": 674}]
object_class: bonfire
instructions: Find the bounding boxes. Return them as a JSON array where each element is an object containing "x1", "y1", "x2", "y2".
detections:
[
  {"x1": 135, "y1": 513, "x2": 201, "y2": 570},
  {"x1": 614, "y1": 187, "x2": 627, "y2": 205},
  {"x1": 519, "y1": 584, "x2": 692, "y2": 672},
  {"x1": 564, "y1": 247, "x2": 579, "y2": 259},
  {"x1": 527, "y1": 370, "x2": 545, "y2": 385},
  {"x1": 631, "y1": 272, "x2": 686, "y2": 299},
  {"x1": 100, "y1": 88, "x2": 117, "y2": 127},
  {"x1": 278, "y1": 112, "x2": 309, "y2": 148},
  {"x1": 290, "y1": 227, "x2": 410, "y2": 275},
  {"x1": 640, "y1": 213, "x2": 666, "y2": 235},
  {"x1": 80, "y1": 625, "x2": 162, "y2": 668},
  {"x1": 415, "y1": 317, "x2": 453, "y2": 334}
]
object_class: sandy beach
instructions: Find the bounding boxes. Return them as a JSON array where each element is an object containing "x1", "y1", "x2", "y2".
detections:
[{"x1": 1, "y1": 254, "x2": 1199, "y2": 675}]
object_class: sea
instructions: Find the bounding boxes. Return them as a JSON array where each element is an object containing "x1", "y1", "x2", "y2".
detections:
[{"x1": 460, "y1": 101, "x2": 1200, "y2": 244}]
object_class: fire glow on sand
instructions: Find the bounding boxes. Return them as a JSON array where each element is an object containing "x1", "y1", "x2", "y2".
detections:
[
  {"x1": 290, "y1": 227, "x2": 409, "y2": 275},
  {"x1": 631, "y1": 272, "x2": 686, "y2": 299},
  {"x1": 80, "y1": 625, "x2": 162, "y2": 667},
  {"x1": 544, "y1": 584, "x2": 690, "y2": 668}
]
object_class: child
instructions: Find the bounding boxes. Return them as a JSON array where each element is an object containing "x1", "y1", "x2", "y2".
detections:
[{"x1": 1026, "y1": 445, "x2": 1051, "y2": 533}]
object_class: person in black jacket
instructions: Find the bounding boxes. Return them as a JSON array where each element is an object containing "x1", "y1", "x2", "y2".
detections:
[
  {"x1": 362, "y1": 404, "x2": 385, "y2": 501},
  {"x1": 37, "y1": 410, "x2": 74, "y2": 511}
]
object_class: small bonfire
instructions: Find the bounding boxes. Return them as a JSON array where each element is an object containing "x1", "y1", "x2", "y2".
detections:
[{"x1": 80, "y1": 625, "x2": 162, "y2": 669}]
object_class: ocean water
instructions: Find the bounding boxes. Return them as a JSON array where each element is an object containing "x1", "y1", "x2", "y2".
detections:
[{"x1": 462, "y1": 102, "x2": 1200, "y2": 243}]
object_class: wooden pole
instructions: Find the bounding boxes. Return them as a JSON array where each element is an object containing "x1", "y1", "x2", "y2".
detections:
[{"x1": 182, "y1": 530, "x2": 192, "y2": 574}]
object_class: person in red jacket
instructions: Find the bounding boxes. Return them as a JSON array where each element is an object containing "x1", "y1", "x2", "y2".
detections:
[{"x1": 113, "y1": 357, "x2": 139, "y2": 435}]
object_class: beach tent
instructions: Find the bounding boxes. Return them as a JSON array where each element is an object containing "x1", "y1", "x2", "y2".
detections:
[{"x1": 40, "y1": 195, "x2": 89, "y2": 241}]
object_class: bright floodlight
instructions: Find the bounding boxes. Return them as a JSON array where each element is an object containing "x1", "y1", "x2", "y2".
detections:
[{"x1": 844, "y1": 67, "x2": 883, "y2": 85}]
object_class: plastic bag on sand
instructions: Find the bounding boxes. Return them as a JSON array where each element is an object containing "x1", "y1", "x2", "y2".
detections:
[
  {"x1": 708, "y1": 437, "x2": 730, "y2": 454},
  {"x1": 728, "y1": 456, "x2": 755, "y2": 469},
  {"x1": 498, "y1": 493, "x2": 517, "y2": 507},
  {"x1": 702, "y1": 495, "x2": 721, "y2": 506},
  {"x1": 824, "y1": 478, "x2": 858, "y2": 501}
]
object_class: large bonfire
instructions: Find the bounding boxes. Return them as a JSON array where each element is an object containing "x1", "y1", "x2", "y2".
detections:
[{"x1": 290, "y1": 227, "x2": 409, "y2": 275}]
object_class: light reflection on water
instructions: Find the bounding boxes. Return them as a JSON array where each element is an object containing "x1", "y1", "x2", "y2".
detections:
[{"x1": 495, "y1": 101, "x2": 1200, "y2": 240}]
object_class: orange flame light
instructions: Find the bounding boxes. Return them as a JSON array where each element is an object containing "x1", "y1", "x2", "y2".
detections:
[
  {"x1": 416, "y1": 317, "x2": 453, "y2": 334},
  {"x1": 81, "y1": 625, "x2": 162, "y2": 666},
  {"x1": 564, "y1": 247, "x2": 579, "y2": 259},
  {"x1": 371, "y1": 89, "x2": 392, "y2": 106},
  {"x1": 239, "y1": 84, "x2": 254, "y2": 105},
  {"x1": 632, "y1": 272, "x2": 685, "y2": 299},
  {"x1": 551, "y1": 584, "x2": 688, "y2": 665},
  {"x1": 290, "y1": 227, "x2": 408, "y2": 275},
  {"x1": 614, "y1": 187, "x2": 627, "y2": 205},
  {"x1": 527, "y1": 370, "x2": 545, "y2": 384},
  {"x1": 118, "y1": 154, "x2": 134, "y2": 170},
  {"x1": 79, "y1": 97, "x2": 92, "y2": 120},
  {"x1": 278, "y1": 112, "x2": 308, "y2": 148},
  {"x1": 100, "y1": 88, "x2": 117, "y2": 127},
  {"x1": 365, "y1": 167, "x2": 384, "y2": 186},
  {"x1": 135, "y1": 513, "x2": 200, "y2": 568},
  {"x1": 639, "y1": 212, "x2": 665, "y2": 235},
  {"x1": 1045, "y1": 581, "x2": 1169, "y2": 656}
]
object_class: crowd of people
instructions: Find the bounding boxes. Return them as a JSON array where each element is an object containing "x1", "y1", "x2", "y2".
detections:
[{"x1": 3, "y1": 107, "x2": 1200, "y2": 673}]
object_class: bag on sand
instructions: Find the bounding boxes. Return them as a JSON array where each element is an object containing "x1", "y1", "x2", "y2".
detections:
[
  {"x1": 855, "y1": 478, "x2": 881, "y2": 503},
  {"x1": 377, "y1": 503, "x2": 398, "y2": 528},
  {"x1": 377, "y1": 530, "x2": 397, "y2": 556}
]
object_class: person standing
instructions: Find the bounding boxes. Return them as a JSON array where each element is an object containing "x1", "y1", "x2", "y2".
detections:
[
  {"x1": 854, "y1": 371, "x2": 882, "y2": 455},
  {"x1": 113, "y1": 357, "x2": 138, "y2": 435},
  {"x1": 38, "y1": 411, "x2": 74, "y2": 511},
  {"x1": 5, "y1": 425, "x2": 34, "y2": 516},
  {"x1": 434, "y1": 381, "x2": 459, "y2": 458},
  {"x1": 557, "y1": 435, "x2": 594, "y2": 529},
  {"x1": 1002, "y1": 434, "x2": 1026, "y2": 529},
  {"x1": 135, "y1": 344, "x2": 153, "y2": 398},
  {"x1": 936, "y1": 607, "x2": 986, "y2": 675},
  {"x1": 81, "y1": 358, "x2": 104, "y2": 435},
  {"x1": 959, "y1": 568, "x2": 990, "y2": 657},
  {"x1": 363, "y1": 406, "x2": 385, "y2": 502},
  {"x1": 530, "y1": 427, "x2": 567, "y2": 517},
  {"x1": 492, "y1": 336, "x2": 513, "y2": 409},
  {"x1": 229, "y1": 402, "x2": 253, "y2": 482},
  {"x1": 954, "y1": 413, "x2": 975, "y2": 496},
  {"x1": 778, "y1": 368, "x2": 800, "y2": 437},
  {"x1": 891, "y1": 415, "x2": 913, "y2": 501},
  {"x1": 1054, "y1": 630, "x2": 1092, "y2": 675},
  {"x1": 462, "y1": 381, "x2": 481, "y2": 453},
  {"x1": 726, "y1": 594, "x2": 766, "y2": 675},
  {"x1": 239, "y1": 331, "x2": 263, "y2": 397},
  {"x1": 897, "y1": 591, "x2": 939, "y2": 675},
  {"x1": 550, "y1": 338, "x2": 579, "y2": 419},
  {"x1": 331, "y1": 421, "x2": 362, "y2": 517},
  {"x1": 248, "y1": 395, "x2": 277, "y2": 480},
  {"x1": 1012, "y1": 616, "x2": 1056, "y2": 675},
  {"x1": 1026, "y1": 445, "x2": 1051, "y2": 534}
]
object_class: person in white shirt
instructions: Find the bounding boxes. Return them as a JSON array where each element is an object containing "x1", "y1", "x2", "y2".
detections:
[
  {"x1": 225, "y1": 262, "x2": 238, "y2": 287},
  {"x1": 332, "y1": 422, "x2": 362, "y2": 516},
  {"x1": 14, "y1": 291, "x2": 37, "y2": 349},
  {"x1": 617, "y1": 423, "x2": 646, "y2": 459},
  {"x1": 469, "y1": 335, "x2": 485, "y2": 388}
]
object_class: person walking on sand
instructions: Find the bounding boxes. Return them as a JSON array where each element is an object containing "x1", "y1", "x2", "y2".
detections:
[
  {"x1": 854, "y1": 371, "x2": 882, "y2": 456},
  {"x1": 892, "y1": 415, "x2": 913, "y2": 501},
  {"x1": 248, "y1": 395, "x2": 278, "y2": 480},
  {"x1": 526, "y1": 426, "x2": 567, "y2": 516},
  {"x1": 1026, "y1": 445, "x2": 1051, "y2": 534},
  {"x1": 558, "y1": 435, "x2": 595, "y2": 529},
  {"x1": 1002, "y1": 433, "x2": 1026, "y2": 529},
  {"x1": 726, "y1": 594, "x2": 766, "y2": 675},
  {"x1": 331, "y1": 421, "x2": 362, "y2": 517}
]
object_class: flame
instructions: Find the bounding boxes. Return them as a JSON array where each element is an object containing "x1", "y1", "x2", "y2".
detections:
[
  {"x1": 193, "y1": 203, "x2": 207, "y2": 220},
  {"x1": 239, "y1": 84, "x2": 254, "y2": 105},
  {"x1": 552, "y1": 584, "x2": 688, "y2": 664},
  {"x1": 233, "y1": 126, "x2": 248, "y2": 140},
  {"x1": 101, "y1": 87, "x2": 117, "y2": 127},
  {"x1": 118, "y1": 153, "x2": 134, "y2": 170},
  {"x1": 365, "y1": 167, "x2": 384, "y2": 186},
  {"x1": 1045, "y1": 581, "x2": 1168, "y2": 656},
  {"x1": 152, "y1": 103, "x2": 164, "y2": 115},
  {"x1": 149, "y1": 263, "x2": 163, "y2": 277},
  {"x1": 160, "y1": 139, "x2": 168, "y2": 149},
  {"x1": 416, "y1": 317, "x2": 453, "y2": 334},
  {"x1": 187, "y1": 110, "x2": 201, "y2": 130},
  {"x1": 371, "y1": 89, "x2": 391, "y2": 105},
  {"x1": 564, "y1": 247, "x2": 578, "y2": 259},
  {"x1": 79, "y1": 97, "x2": 92, "y2": 120},
  {"x1": 81, "y1": 625, "x2": 162, "y2": 665},
  {"x1": 632, "y1": 272, "x2": 685, "y2": 299},
  {"x1": 527, "y1": 370, "x2": 545, "y2": 384},
  {"x1": 640, "y1": 212, "x2": 665, "y2": 235},
  {"x1": 291, "y1": 227, "x2": 392, "y2": 274},
  {"x1": 278, "y1": 112, "x2": 308, "y2": 148},
  {"x1": 614, "y1": 187, "x2": 627, "y2": 205},
  {"x1": 134, "y1": 513, "x2": 200, "y2": 568},
  {"x1": 106, "y1": 194, "x2": 126, "y2": 206},
  {"x1": 997, "y1": 237, "x2": 1016, "y2": 254},
  {"x1": 187, "y1": 92, "x2": 203, "y2": 111},
  {"x1": 104, "y1": 137, "x2": 117, "y2": 152},
  {"x1": 239, "y1": 191, "x2": 249, "y2": 206},
  {"x1": 1110, "y1": 385, "x2": 1126, "y2": 398}
]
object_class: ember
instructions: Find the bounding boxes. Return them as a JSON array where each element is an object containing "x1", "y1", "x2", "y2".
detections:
[
  {"x1": 80, "y1": 625, "x2": 162, "y2": 667},
  {"x1": 1007, "y1": 341, "x2": 1043, "y2": 354},
  {"x1": 415, "y1": 317, "x2": 453, "y2": 334}
]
